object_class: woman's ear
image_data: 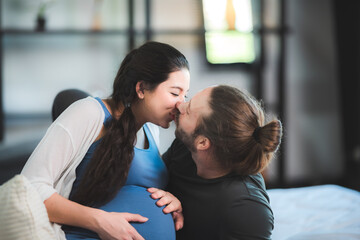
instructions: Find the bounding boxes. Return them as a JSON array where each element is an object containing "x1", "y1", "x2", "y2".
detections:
[
  {"x1": 136, "y1": 81, "x2": 145, "y2": 99},
  {"x1": 195, "y1": 135, "x2": 211, "y2": 151}
]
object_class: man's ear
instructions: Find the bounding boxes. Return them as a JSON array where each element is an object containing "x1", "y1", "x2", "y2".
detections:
[
  {"x1": 195, "y1": 135, "x2": 211, "y2": 151},
  {"x1": 136, "y1": 81, "x2": 145, "y2": 99}
]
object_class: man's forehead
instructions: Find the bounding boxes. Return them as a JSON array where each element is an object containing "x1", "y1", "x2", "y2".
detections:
[{"x1": 191, "y1": 87, "x2": 213, "y2": 113}]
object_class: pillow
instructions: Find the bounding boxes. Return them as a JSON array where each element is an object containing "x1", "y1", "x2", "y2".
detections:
[{"x1": 0, "y1": 174, "x2": 57, "y2": 240}]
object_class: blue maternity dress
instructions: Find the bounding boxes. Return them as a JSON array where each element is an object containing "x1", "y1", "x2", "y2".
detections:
[{"x1": 63, "y1": 97, "x2": 175, "y2": 240}]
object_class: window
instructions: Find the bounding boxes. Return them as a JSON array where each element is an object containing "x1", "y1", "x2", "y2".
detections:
[{"x1": 202, "y1": 0, "x2": 255, "y2": 64}]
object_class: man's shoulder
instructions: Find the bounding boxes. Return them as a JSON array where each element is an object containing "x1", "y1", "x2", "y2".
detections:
[
  {"x1": 163, "y1": 139, "x2": 192, "y2": 165},
  {"x1": 223, "y1": 173, "x2": 271, "y2": 206},
  {"x1": 168, "y1": 138, "x2": 189, "y2": 153}
]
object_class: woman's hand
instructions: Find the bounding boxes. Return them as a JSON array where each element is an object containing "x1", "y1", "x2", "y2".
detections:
[
  {"x1": 95, "y1": 211, "x2": 148, "y2": 240},
  {"x1": 44, "y1": 193, "x2": 147, "y2": 240},
  {"x1": 147, "y1": 188, "x2": 184, "y2": 231}
]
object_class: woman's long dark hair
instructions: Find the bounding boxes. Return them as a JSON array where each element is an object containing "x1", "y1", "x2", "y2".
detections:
[{"x1": 72, "y1": 42, "x2": 189, "y2": 207}]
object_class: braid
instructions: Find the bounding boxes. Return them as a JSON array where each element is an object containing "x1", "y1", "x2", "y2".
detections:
[{"x1": 72, "y1": 103, "x2": 137, "y2": 208}]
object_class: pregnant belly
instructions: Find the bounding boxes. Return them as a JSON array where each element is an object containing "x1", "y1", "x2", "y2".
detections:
[
  {"x1": 64, "y1": 185, "x2": 175, "y2": 240},
  {"x1": 101, "y1": 185, "x2": 175, "y2": 240}
]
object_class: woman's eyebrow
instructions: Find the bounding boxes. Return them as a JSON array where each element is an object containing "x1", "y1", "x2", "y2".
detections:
[
  {"x1": 170, "y1": 86, "x2": 183, "y2": 91},
  {"x1": 170, "y1": 86, "x2": 190, "y2": 93}
]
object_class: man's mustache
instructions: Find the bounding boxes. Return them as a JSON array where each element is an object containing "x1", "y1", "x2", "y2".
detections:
[{"x1": 175, "y1": 110, "x2": 180, "y2": 123}]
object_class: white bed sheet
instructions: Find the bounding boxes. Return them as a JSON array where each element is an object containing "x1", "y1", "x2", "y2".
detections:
[{"x1": 268, "y1": 184, "x2": 360, "y2": 240}]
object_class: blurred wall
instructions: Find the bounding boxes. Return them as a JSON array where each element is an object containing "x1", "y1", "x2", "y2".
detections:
[
  {"x1": 1, "y1": 0, "x2": 346, "y2": 187},
  {"x1": 284, "y1": 0, "x2": 344, "y2": 184}
]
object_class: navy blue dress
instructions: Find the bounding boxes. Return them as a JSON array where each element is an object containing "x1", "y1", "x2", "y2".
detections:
[{"x1": 64, "y1": 98, "x2": 175, "y2": 240}]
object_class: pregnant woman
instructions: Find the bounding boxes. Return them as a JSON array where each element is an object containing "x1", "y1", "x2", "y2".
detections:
[{"x1": 21, "y1": 41, "x2": 190, "y2": 240}]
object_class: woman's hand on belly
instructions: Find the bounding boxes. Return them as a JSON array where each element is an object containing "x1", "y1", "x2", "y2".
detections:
[
  {"x1": 95, "y1": 210, "x2": 148, "y2": 240},
  {"x1": 147, "y1": 187, "x2": 184, "y2": 231}
]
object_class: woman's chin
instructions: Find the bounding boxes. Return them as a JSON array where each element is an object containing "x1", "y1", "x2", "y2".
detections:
[
  {"x1": 160, "y1": 123, "x2": 171, "y2": 129},
  {"x1": 158, "y1": 120, "x2": 171, "y2": 129},
  {"x1": 150, "y1": 117, "x2": 172, "y2": 129}
]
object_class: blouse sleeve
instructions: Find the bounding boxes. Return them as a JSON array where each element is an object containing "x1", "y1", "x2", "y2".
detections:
[
  {"x1": 21, "y1": 123, "x2": 75, "y2": 201},
  {"x1": 21, "y1": 97, "x2": 104, "y2": 201}
]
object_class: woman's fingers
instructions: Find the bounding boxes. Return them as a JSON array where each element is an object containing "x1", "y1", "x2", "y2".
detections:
[
  {"x1": 97, "y1": 212, "x2": 146, "y2": 240},
  {"x1": 122, "y1": 212, "x2": 148, "y2": 223}
]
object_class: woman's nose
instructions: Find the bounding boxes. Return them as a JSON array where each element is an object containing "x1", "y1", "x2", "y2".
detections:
[{"x1": 178, "y1": 95, "x2": 186, "y2": 103}]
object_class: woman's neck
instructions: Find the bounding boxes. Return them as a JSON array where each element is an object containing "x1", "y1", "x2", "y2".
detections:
[{"x1": 131, "y1": 100, "x2": 147, "y2": 130}]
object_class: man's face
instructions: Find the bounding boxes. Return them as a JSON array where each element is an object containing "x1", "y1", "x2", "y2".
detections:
[{"x1": 174, "y1": 87, "x2": 213, "y2": 150}]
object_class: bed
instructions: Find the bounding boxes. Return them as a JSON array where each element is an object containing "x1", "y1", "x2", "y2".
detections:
[
  {"x1": 268, "y1": 184, "x2": 360, "y2": 240},
  {"x1": 0, "y1": 175, "x2": 359, "y2": 240}
]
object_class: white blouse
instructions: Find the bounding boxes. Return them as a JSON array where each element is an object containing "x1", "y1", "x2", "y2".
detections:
[{"x1": 21, "y1": 96, "x2": 160, "y2": 239}]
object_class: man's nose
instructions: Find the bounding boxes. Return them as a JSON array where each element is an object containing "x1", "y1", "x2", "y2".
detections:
[{"x1": 176, "y1": 102, "x2": 186, "y2": 114}]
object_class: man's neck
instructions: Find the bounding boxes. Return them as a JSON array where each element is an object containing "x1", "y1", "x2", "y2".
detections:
[{"x1": 191, "y1": 151, "x2": 230, "y2": 179}]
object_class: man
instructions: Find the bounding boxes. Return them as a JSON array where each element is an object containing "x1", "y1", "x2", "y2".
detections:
[{"x1": 153, "y1": 85, "x2": 282, "y2": 240}]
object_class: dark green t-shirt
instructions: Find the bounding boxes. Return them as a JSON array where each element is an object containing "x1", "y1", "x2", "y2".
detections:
[{"x1": 163, "y1": 139, "x2": 274, "y2": 240}]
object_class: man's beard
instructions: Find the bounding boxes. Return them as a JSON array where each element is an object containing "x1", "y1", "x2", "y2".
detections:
[{"x1": 175, "y1": 126, "x2": 197, "y2": 152}]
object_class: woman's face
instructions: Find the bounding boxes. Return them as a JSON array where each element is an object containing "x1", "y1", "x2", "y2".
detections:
[{"x1": 141, "y1": 68, "x2": 190, "y2": 128}]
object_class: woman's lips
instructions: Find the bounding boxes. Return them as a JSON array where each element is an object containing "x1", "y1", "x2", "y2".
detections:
[
  {"x1": 169, "y1": 113, "x2": 175, "y2": 121},
  {"x1": 169, "y1": 109, "x2": 180, "y2": 122}
]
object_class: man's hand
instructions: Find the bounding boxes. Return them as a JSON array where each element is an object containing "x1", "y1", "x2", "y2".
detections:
[
  {"x1": 147, "y1": 188, "x2": 184, "y2": 231},
  {"x1": 95, "y1": 211, "x2": 148, "y2": 240}
]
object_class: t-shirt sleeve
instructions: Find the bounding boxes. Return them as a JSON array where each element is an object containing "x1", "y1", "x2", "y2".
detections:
[{"x1": 223, "y1": 199, "x2": 274, "y2": 240}]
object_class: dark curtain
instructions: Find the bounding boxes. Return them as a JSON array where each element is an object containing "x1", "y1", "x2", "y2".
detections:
[{"x1": 333, "y1": 1, "x2": 360, "y2": 190}]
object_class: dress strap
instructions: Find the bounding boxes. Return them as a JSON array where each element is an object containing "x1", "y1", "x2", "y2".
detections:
[
  {"x1": 142, "y1": 124, "x2": 157, "y2": 151},
  {"x1": 94, "y1": 97, "x2": 112, "y2": 123}
]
